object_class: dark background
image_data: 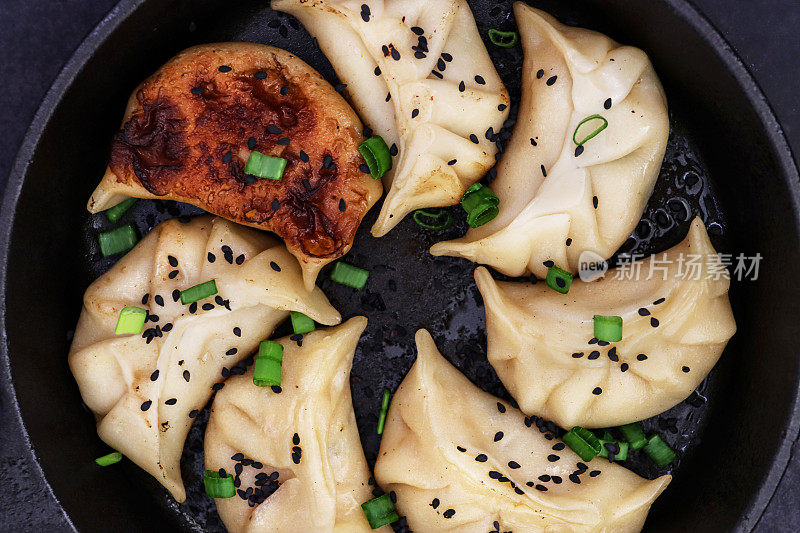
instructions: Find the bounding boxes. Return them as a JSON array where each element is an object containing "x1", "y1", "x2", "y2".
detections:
[{"x1": 0, "y1": 0, "x2": 798, "y2": 531}]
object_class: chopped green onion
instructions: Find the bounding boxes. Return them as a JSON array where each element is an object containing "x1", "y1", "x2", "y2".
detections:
[
  {"x1": 644, "y1": 435, "x2": 676, "y2": 467},
  {"x1": 377, "y1": 389, "x2": 391, "y2": 435},
  {"x1": 290, "y1": 311, "x2": 315, "y2": 335},
  {"x1": 244, "y1": 150, "x2": 287, "y2": 180},
  {"x1": 203, "y1": 470, "x2": 236, "y2": 498},
  {"x1": 253, "y1": 340, "x2": 283, "y2": 387},
  {"x1": 95, "y1": 451, "x2": 123, "y2": 466},
  {"x1": 599, "y1": 440, "x2": 628, "y2": 461},
  {"x1": 460, "y1": 183, "x2": 499, "y2": 228},
  {"x1": 361, "y1": 493, "x2": 399, "y2": 529},
  {"x1": 330, "y1": 262, "x2": 369, "y2": 290},
  {"x1": 105, "y1": 198, "x2": 138, "y2": 223},
  {"x1": 180, "y1": 280, "x2": 218, "y2": 304},
  {"x1": 115, "y1": 306, "x2": 148, "y2": 335},
  {"x1": 545, "y1": 265, "x2": 573, "y2": 294},
  {"x1": 488, "y1": 28, "x2": 519, "y2": 48},
  {"x1": 593, "y1": 315, "x2": 622, "y2": 342},
  {"x1": 618, "y1": 422, "x2": 648, "y2": 451},
  {"x1": 358, "y1": 135, "x2": 393, "y2": 180},
  {"x1": 562, "y1": 426, "x2": 602, "y2": 462},
  {"x1": 573, "y1": 114, "x2": 609, "y2": 146},
  {"x1": 412, "y1": 209, "x2": 453, "y2": 230},
  {"x1": 99, "y1": 224, "x2": 138, "y2": 257}
]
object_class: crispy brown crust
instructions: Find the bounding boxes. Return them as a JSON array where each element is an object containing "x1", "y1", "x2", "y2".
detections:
[{"x1": 108, "y1": 44, "x2": 376, "y2": 259}]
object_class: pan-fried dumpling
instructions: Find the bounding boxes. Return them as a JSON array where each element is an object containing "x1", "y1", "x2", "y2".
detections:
[
  {"x1": 375, "y1": 329, "x2": 670, "y2": 532},
  {"x1": 474, "y1": 218, "x2": 736, "y2": 429},
  {"x1": 431, "y1": 3, "x2": 669, "y2": 278},
  {"x1": 68, "y1": 216, "x2": 340, "y2": 502},
  {"x1": 87, "y1": 43, "x2": 383, "y2": 290},
  {"x1": 274, "y1": 0, "x2": 510, "y2": 236},
  {"x1": 204, "y1": 317, "x2": 389, "y2": 532}
]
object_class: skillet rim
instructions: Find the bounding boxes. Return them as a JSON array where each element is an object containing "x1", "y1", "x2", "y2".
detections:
[{"x1": 1, "y1": 0, "x2": 798, "y2": 530}]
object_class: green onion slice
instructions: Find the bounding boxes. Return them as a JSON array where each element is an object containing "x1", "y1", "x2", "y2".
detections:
[
  {"x1": 359, "y1": 135, "x2": 393, "y2": 180},
  {"x1": 253, "y1": 340, "x2": 283, "y2": 387},
  {"x1": 644, "y1": 435, "x2": 676, "y2": 467},
  {"x1": 593, "y1": 315, "x2": 622, "y2": 342},
  {"x1": 180, "y1": 280, "x2": 218, "y2": 305},
  {"x1": 545, "y1": 265, "x2": 573, "y2": 294},
  {"x1": 460, "y1": 183, "x2": 499, "y2": 228},
  {"x1": 488, "y1": 28, "x2": 519, "y2": 48},
  {"x1": 244, "y1": 151, "x2": 287, "y2": 180},
  {"x1": 290, "y1": 311, "x2": 316, "y2": 335},
  {"x1": 99, "y1": 224, "x2": 138, "y2": 257},
  {"x1": 115, "y1": 306, "x2": 148, "y2": 335},
  {"x1": 377, "y1": 389, "x2": 391, "y2": 435},
  {"x1": 203, "y1": 470, "x2": 236, "y2": 498},
  {"x1": 618, "y1": 422, "x2": 648, "y2": 451},
  {"x1": 95, "y1": 451, "x2": 123, "y2": 466},
  {"x1": 573, "y1": 114, "x2": 609, "y2": 146},
  {"x1": 361, "y1": 493, "x2": 399, "y2": 529},
  {"x1": 562, "y1": 426, "x2": 602, "y2": 462},
  {"x1": 330, "y1": 262, "x2": 369, "y2": 290},
  {"x1": 105, "y1": 198, "x2": 138, "y2": 223},
  {"x1": 412, "y1": 209, "x2": 453, "y2": 230}
]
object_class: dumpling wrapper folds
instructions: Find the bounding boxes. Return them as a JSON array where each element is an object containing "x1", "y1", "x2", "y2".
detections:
[
  {"x1": 431, "y1": 3, "x2": 669, "y2": 278},
  {"x1": 205, "y1": 317, "x2": 390, "y2": 532},
  {"x1": 375, "y1": 329, "x2": 671, "y2": 532},
  {"x1": 273, "y1": 0, "x2": 510, "y2": 236},
  {"x1": 475, "y1": 217, "x2": 736, "y2": 429},
  {"x1": 68, "y1": 216, "x2": 340, "y2": 501}
]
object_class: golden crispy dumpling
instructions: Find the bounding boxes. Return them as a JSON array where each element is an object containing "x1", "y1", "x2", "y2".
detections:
[
  {"x1": 475, "y1": 218, "x2": 736, "y2": 429},
  {"x1": 431, "y1": 3, "x2": 669, "y2": 278},
  {"x1": 273, "y1": 0, "x2": 509, "y2": 236},
  {"x1": 375, "y1": 330, "x2": 671, "y2": 532},
  {"x1": 87, "y1": 43, "x2": 382, "y2": 290},
  {"x1": 68, "y1": 216, "x2": 340, "y2": 501},
  {"x1": 204, "y1": 318, "x2": 389, "y2": 532}
]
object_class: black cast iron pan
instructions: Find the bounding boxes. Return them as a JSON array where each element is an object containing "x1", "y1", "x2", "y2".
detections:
[{"x1": 2, "y1": 0, "x2": 800, "y2": 531}]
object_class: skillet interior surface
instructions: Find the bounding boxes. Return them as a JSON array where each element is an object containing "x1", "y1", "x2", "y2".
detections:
[{"x1": 2, "y1": 0, "x2": 800, "y2": 531}]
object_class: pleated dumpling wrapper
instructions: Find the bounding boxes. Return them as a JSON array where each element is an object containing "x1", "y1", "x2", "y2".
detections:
[
  {"x1": 431, "y1": 3, "x2": 669, "y2": 278},
  {"x1": 87, "y1": 43, "x2": 383, "y2": 291},
  {"x1": 204, "y1": 317, "x2": 389, "y2": 532},
  {"x1": 475, "y1": 218, "x2": 736, "y2": 429},
  {"x1": 375, "y1": 329, "x2": 670, "y2": 532},
  {"x1": 273, "y1": 0, "x2": 510, "y2": 236},
  {"x1": 68, "y1": 216, "x2": 340, "y2": 502}
]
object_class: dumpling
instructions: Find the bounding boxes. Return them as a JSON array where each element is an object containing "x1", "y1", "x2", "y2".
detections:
[
  {"x1": 375, "y1": 329, "x2": 671, "y2": 532},
  {"x1": 474, "y1": 218, "x2": 736, "y2": 429},
  {"x1": 273, "y1": 0, "x2": 510, "y2": 236},
  {"x1": 68, "y1": 216, "x2": 340, "y2": 502},
  {"x1": 87, "y1": 43, "x2": 383, "y2": 290},
  {"x1": 431, "y1": 3, "x2": 669, "y2": 278},
  {"x1": 204, "y1": 317, "x2": 389, "y2": 532}
]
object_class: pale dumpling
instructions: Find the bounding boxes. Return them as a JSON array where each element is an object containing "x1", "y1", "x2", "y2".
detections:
[
  {"x1": 431, "y1": 3, "x2": 669, "y2": 278},
  {"x1": 375, "y1": 329, "x2": 671, "y2": 532},
  {"x1": 68, "y1": 216, "x2": 340, "y2": 502},
  {"x1": 475, "y1": 218, "x2": 736, "y2": 429},
  {"x1": 204, "y1": 317, "x2": 389, "y2": 532},
  {"x1": 273, "y1": 0, "x2": 510, "y2": 236}
]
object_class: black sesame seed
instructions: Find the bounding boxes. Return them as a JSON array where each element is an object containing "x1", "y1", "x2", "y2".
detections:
[
  {"x1": 475, "y1": 454, "x2": 488, "y2": 462},
  {"x1": 277, "y1": 137, "x2": 290, "y2": 145},
  {"x1": 637, "y1": 354, "x2": 648, "y2": 361},
  {"x1": 608, "y1": 347, "x2": 619, "y2": 362},
  {"x1": 167, "y1": 255, "x2": 178, "y2": 267},
  {"x1": 271, "y1": 386, "x2": 282, "y2": 393},
  {"x1": 654, "y1": 297, "x2": 666, "y2": 305},
  {"x1": 431, "y1": 70, "x2": 443, "y2": 79},
  {"x1": 469, "y1": 134, "x2": 479, "y2": 144},
  {"x1": 588, "y1": 351, "x2": 600, "y2": 360},
  {"x1": 389, "y1": 144, "x2": 398, "y2": 156},
  {"x1": 530, "y1": 138, "x2": 538, "y2": 146},
  {"x1": 165, "y1": 398, "x2": 177, "y2": 405},
  {"x1": 496, "y1": 402, "x2": 506, "y2": 413},
  {"x1": 181, "y1": 370, "x2": 190, "y2": 382},
  {"x1": 202, "y1": 303, "x2": 214, "y2": 311},
  {"x1": 414, "y1": 51, "x2": 426, "y2": 59},
  {"x1": 272, "y1": 198, "x2": 281, "y2": 212},
  {"x1": 621, "y1": 363, "x2": 629, "y2": 372},
  {"x1": 508, "y1": 461, "x2": 521, "y2": 469},
  {"x1": 590, "y1": 470, "x2": 601, "y2": 477},
  {"x1": 651, "y1": 317, "x2": 660, "y2": 327},
  {"x1": 189, "y1": 409, "x2": 199, "y2": 418},
  {"x1": 236, "y1": 254, "x2": 245, "y2": 265},
  {"x1": 682, "y1": 366, "x2": 691, "y2": 373},
  {"x1": 592, "y1": 387, "x2": 602, "y2": 395},
  {"x1": 488, "y1": 470, "x2": 502, "y2": 479},
  {"x1": 140, "y1": 400, "x2": 152, "y2": 411},
  {"x1": 141, "y1": 293, "x2": 150, "y2": 305},
  {"x1": 536, "y1": 69, "x2": 544, "y2": 79},
  {"x1": 474, "y1": 75, "x2": 485, "y2": 85},
  {"x1": 458, "y1": 80, "x2": 466, "y2": 92},
  {"x1": 219, "y1": 65, "x2": 232, "y2": 73},
  {"x1": 547, "y1": 454, "x2": 560, "y2": 462},
  {"x1": 359, "y1": 163, "x2": 370, "y2": 174},
  {"x1": 535, "y1": 484, "x2": 548, "y2": 491},
  {"x1": 546, "y1": 75, "x2": 558, "y2": 86},
  {"x1": 254, "y1": 71, "x2": 268, "y2": 79},
  {"x1": 222, "y1": 367, "x2": 230, "y2": 378},
  {"x1": 553, "y1": 442, "x2": 566, "y2": 451},
  {"x1": 494, "y1": 431, "x2": 504, "y2": 442},
  {"x1": 391, "y1": 48, "x2": 400, "y2": 61},
  {"x1": 360, "y1": 4, "x2": 370, "y2": 22},
  {"x1": 212, "y1": 383, "x2": 225, "y2": 392},
  {"x1": 189, "y1": 302, "x2": 197, "y2": 313},
  {"x1": 543, "y1": 260, "x2": 555, "y2": 268},
  {"x1": 443, "y1": 509, "x2": 455, "y2": 519},
  {"x1": 280, "y1": 84, "x2": 289, "y2": 95},
  {"x1": 604, "y1": 98, "x2": 612, "y2": 110},
  {"x1": 150, "y1": 369, "x2": 160, "y2": 381},
  {"x1": 639, "y1": 308, "x2": 651, "y2": 316},
  {"x1": 226, "y1": 348, "x2": 238, "y2": 356},
  {"x1": 593, "y1": 196, "x2": 599, "y2": 208},
  {"x1": 498, "y1": 103, "x2": 507, "y2": 111},
  {"x1": 411, "y1": 108, "x2": 419, "y2": 119},
  {"x1": 457, "y1": 446, "x2": 466, "y2": 452},
  {"x1": 569, "y1": 473, "x2": 581, "y2": 484},
  {"x1": 270, "y1": 261, "x2": 281, "y2": 272},
  {"x1": 386, "y1": 92, "x2": 391, "y2": 102},
  {"x1": 431, "y1": 498, "x2": 440, "y2": 508},
  {"x1": 153, "y1": 295, "x2": 164, "y2": 307},
  {"x1": 575, "y1": 145, "x2": 585, "y2": 157},
  {"x1": 541, "y1": 164, "x2": 547, "y2": 177},
  {"x1": 572, "y1": 352, "x2": 584, "y2": 358},
  {"x1": 437, "y1": 58, "x2": 446, "y2": 71},
  {"x1": 168, "y1": 269, "x2": 179, "y2": 279},
  {"x1": 247, "y1": 137, "x2": 257, "y2": 150}
]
